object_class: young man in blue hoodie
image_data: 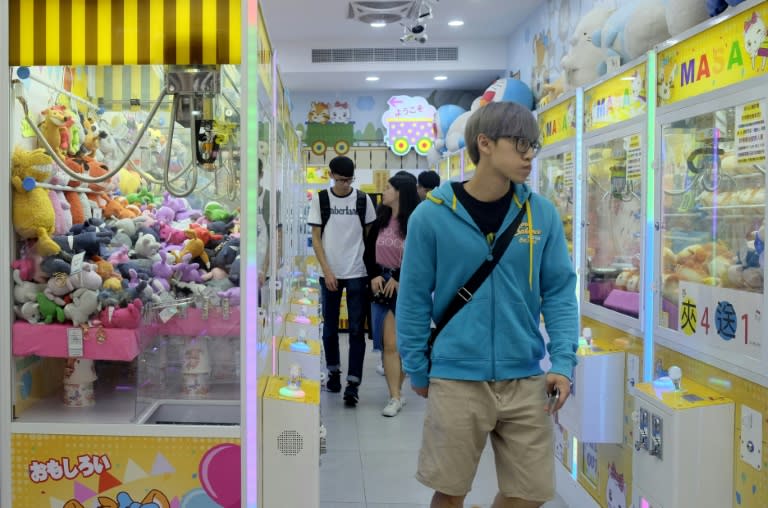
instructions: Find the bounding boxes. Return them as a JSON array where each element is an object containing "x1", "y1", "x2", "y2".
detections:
[{"x1": 397, "y1": 102, "x2": 578, "y2": 508}]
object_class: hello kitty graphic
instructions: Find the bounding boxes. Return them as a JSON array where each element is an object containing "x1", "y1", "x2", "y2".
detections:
[
  {"x1": 605, "y1": 462, "x2": 627, "y2": 508},
  {"x1": 744, "y1": 11, "x2": 768, "y2": 71},
  {"x1": 631, "y1": 71, "x2": 646, "y2": 103},
  {"x1": 657, "y1": 64, "x2": 676, "y2": 106},
  {"x1": 329, "y1": 101, "x2": 351, "y2": 123}
]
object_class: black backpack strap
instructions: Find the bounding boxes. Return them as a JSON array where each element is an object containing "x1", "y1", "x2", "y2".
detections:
[
  {"x1": 319, "y1": 189, "x2": 331, "y2": 236},
  {"x1": 356, "y1": 190, "x2": 367, "y2": 230},
  {"x1": 428, "y1": 202, "x2": 528, "y2": 368}
]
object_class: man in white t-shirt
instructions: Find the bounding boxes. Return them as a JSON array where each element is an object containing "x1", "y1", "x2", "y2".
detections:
[{"x1": 308, "y1": 156, "x2": 377, "y2": 407}]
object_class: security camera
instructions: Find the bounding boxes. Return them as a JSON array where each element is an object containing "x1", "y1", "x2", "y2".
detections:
[
  {"x1": 410, "y1": 23, "x2": 425, "y2": 34},
  {"x1": 418, "y1": 34, "x2": 428, "y2": 43}
]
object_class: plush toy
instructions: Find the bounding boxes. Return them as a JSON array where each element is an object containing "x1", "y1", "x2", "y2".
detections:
[
  {"x1": 228, "y1": 255, "x2": 241, "y2": 285},
  {"x1": 40, "y1": 256, "x2": 71, "y2": 276},
  {"x1": 44, "y1": 272, "x2": 76, "y2": 306},
  {"x1": 212, "y1": 237, "x2": 240, "y2": 270},
  {"x1": 99, "y1": 298, "x2": 143, "y2": 328},
  {"x1": 64, "y1": 288, "x2": 99, "y2": 326},
  {"x1": 537, "y1": 76, "x2": 566, "y2": 107},
  {"x1": 78, "y1": 155, "x2": 114, "y2": 213},
  {"x1": 173, "y1": 255, "x2": 205, "y2": 283},
  {"x1": 444, "y1": 110, "x2": 473, "y2": 153},
  {"x1": 624, "y1": 0, "x2": 671, "y2": 61},
  {"x1": 172, "y1": 230, "x2": 210, "y2": 269},
  {"x1": 152, "y1": 251, "x2": 174, "y2": 291},
  {"x1": 561, "y1": 6, "x2": 616, "y2": 88},
  {"x1": 70, "y1": 263, "x2": 103, "y2": 291},
  {"x1": 204, "y1": 202, "x2": 236, "y2": 222},
  {"x1": 48, "y1": 171, "x2": 74, "y2": 235},
  {"x1": 707, "y1": 0, "x2": 747, "y2": 17},
  {"x1": 11, "y1": 148, "x2": 60, "y2": 256},
  {"x1": 592, "y1": 2, "x2": 639, "y2": 74},
  {"x1": 62, "y1": 157, "x2": 90, "y2": 224},
  {"x1": 218, "y1": 287, "x2": 241, "y2": 306},
  {"x1": 13, "y1": 269, "x2": 46, "y2": 304},
  {"x1": 38, "y1": 105, "x2": 75, "y2": 157},
  {"x1": 79, "y1": 112, "x2": 107, "y2": 156},
  {"x1": 158, "y1": 223, "x2": 188, "y2": 245},
  {"x1": 188, "y1": 223, "x2": 223, "y2": 246},
  {"x1": 19, "y1": 301, "x2": 42, "y2": 323},
  {"x1": 53, "y1": 230, "x2": 112, "y2": 257},
  {"x1": 132, "y1": 232, "x2": 162, "y2": 260},
  {"x1": 12, "y1": 251, "x2": 47, "y2": 283},
  {"x1": 102, "y1": 196, "x2": 140, "y2": 220},
  {"x1": 430, "y1": 104, "x2": 466, "y2": 159},
  {"x1": 666, "y1": 0, "x2": 710, "y2": 35},
  {"x1": 478, "y1": 78, "x2": 535, "y2": 110},
  {"x1": 37, "y1": 292, "x2": 66, "y2": 324},
  {"x1": 126, "y1": 187, "x2": 160, "y2": 206}
]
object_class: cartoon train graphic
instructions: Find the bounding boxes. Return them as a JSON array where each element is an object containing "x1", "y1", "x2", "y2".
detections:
[
  {"x1": 383, "y1": 117, "x2": 434, "y2": 156},
  {"x1": 305, "y1": 121, "x2": 355, "y2": 155}
]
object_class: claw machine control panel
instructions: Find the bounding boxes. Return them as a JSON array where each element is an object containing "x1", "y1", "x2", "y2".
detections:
[{"x1": 632, "y1": 370, "x2": 734, "y2": 508}]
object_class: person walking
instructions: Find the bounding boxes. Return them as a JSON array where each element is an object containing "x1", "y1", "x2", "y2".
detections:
[
  {"x1": 364, "y1": 174, "x2": 420, "y2": 416},
  {"x1": 397, "y1": 102, "x2": 578, "y2": 508},
  {"x1": 416, "y1": 170, "x2": 441, "y2": 200},
  {"x1": 308, "y1": 155, "x2": 377, "y2": 407}
]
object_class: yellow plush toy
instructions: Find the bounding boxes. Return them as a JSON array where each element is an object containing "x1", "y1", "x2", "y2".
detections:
[{"x1": 11, "y1": 147, "x2": 60, "y2": 256}]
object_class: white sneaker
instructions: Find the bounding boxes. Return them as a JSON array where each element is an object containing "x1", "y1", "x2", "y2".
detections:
[
  {"x1": 382, "y1": 398, "x2": 405, "y2": 417},
  {"x1": 376, "y1": 361, "x2": 385, "y2": 376}
]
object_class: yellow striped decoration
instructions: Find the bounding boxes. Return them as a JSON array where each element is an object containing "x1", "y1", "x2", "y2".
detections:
[{"x1": 9, "y1": 0, "x2": 241, "y2": 66}]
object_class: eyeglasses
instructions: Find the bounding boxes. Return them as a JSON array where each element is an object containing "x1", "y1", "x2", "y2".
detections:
[
  {"x1": 333, "y1": 176, "x2": 355, "y2": 184},
  {"x1": 502, "y1": 136, "x2": 541, "y2": 156}
]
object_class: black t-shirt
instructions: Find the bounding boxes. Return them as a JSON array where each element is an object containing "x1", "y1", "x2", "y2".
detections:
[{"x1": 452, "y1": 181, "x2": 514, "y2": 241}]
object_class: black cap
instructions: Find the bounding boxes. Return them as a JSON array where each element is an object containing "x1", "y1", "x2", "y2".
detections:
[
  {"x1": 329, "y1": 156, "x2": 355, "y2": 177},
  {"x1": 418, "y1": 170, "x2": 440, "y2": 190}
]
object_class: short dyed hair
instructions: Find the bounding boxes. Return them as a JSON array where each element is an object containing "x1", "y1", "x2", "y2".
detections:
[{"x1": 465, "y1": 102, "x2": 539, "y2": 164}]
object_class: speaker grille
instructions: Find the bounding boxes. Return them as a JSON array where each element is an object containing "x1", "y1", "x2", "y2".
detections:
[{"x1": 277, "y1": 430, "x2": 304, "y2": 456}]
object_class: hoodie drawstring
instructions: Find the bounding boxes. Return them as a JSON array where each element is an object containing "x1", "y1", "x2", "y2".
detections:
[{"x1": 526, "y1": 200, "x2": 533, "y2": 290}]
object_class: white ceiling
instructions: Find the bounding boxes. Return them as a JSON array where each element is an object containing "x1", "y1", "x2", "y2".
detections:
[{"x1": 260, "y1": 0, "x2": 547, "y2": 92}]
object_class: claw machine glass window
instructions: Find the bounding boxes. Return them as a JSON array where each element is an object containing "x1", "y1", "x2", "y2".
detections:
[
  {"x1": 6, "y1": 64, "x2": 244, "y2": 426},
  {"x1": 535, "y1": 93, "x2": 579, "y2": 261},
  {"x1": 653, "y1": 4, "x2": 768, "y2": 384},
  {"x1": 657, "y1": 100, "x2": 767, "y2": 372},
  {"x1": 580, "y1": 60, "x2": 649, "y2": 333}
]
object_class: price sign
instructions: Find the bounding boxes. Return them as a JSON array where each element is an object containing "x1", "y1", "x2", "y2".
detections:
[
  {"x1": 678, "y1": 282, "x2": 762, "y2": 359},
  {"x1": 735, "y1": 101, "x2": 766, "y2": 164},
  {"x1": 67, "y1": 328, "x2": 84, "y2": 357},
  {"x1": 583, "y1": 442, "x2": 599, "y2": 486}
]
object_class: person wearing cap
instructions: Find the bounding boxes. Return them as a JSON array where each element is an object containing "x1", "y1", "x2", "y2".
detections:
[
  {"x1": 307, "y1": 155, "x2": 377, "y2": 407},
  {"x1": 416, "y1": 170, "x2": 441, "y2": 200}
]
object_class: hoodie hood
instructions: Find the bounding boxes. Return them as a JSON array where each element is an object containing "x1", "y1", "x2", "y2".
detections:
[{"x1": 426, "y1": 180, "x2": 536, "y2": 289}]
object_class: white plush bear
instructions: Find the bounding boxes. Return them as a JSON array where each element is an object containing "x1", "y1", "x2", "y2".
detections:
[
  {"x1": 665, "y1": 0, "x2": 710, "y2": 36},
  {"x1": 562, "y1": 6, "x2": 616, "y2": 88}
]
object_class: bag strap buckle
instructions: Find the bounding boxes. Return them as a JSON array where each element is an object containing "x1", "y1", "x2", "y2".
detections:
[{"x1": 457, "y1": 286, "x2": 473, "y2": 302}]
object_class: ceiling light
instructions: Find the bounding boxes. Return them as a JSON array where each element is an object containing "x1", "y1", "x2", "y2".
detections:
[
  {"x1": 448, "y1": 20, "x2": 464, "y2": 27},
  {"x1": 370, "y1": 21, "x2": 387, "y2": 28},
  {"x1": 366, "y1": 76, "x2": 380, "y2": 81},
  {"x1": 434, "y1": 75, "x2": 448, "y2": 81}
]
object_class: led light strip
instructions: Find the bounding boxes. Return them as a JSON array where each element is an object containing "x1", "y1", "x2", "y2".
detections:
[
  {"x1": 643, "y1": 50, "x2": 657, "y2": 382},
  {"x1": 244, "y1": 1, "x2": 260, "y2": 506}
]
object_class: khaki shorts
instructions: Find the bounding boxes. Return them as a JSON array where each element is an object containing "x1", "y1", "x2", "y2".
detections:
[{"x1": 416, "y1": 376, "x2": 554, "y2": 500}]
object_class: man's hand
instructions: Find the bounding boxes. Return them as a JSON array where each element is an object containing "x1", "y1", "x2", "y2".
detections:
[
  {"x1": 323, "y1": 272, "x2": 338, "y2": 291},
  {"x1": 545, "y1": 373, "x2": 571, "y2": 414},
  {"x1": 412, "y1": 384, "x2": 429, "y2": 398}
]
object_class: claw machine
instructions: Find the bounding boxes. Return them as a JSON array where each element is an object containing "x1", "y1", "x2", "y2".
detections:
[
  {"x1": 534, "y1": 91, "x2": 581, "y2": 275},
  {"x1": 653, "y1": 2, "x2": 768, "y2": 385},
  {"x1": 581, "y1": 59, "x2": 650, "y2": 335},
  {"x1": 0, "y1": 2, "x2": 273, "y2": 507}
]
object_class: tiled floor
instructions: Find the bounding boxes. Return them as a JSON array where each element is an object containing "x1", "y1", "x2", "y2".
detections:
[{"x1": 320, "y1": 343, "x2": 570, "y2": 508}]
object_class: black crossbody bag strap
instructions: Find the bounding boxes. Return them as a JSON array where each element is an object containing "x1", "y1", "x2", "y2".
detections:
[{"x1": 427, "y1": 202, "x2": 527, "y2": 370}]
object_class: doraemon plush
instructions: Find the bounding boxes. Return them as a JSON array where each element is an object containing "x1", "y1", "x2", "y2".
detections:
[
  {"x1": 427, "y1": 104, "x2": 466, "y2": 164},
  {"x1": 444, "y1": 110, "x2": 473, "y2": 153},
  {"x1": 477, "y1": 78, "x2": 534, "y2": 110}
]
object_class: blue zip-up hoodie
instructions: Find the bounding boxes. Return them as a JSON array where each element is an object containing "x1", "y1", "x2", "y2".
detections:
[{"x1": 396, "y1": 181, "x2": 578, "y2": 389}]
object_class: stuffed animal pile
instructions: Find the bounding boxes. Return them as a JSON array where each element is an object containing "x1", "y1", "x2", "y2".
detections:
[{"x1": 13, "y1": 172, "x2": 241, "y2": 330}]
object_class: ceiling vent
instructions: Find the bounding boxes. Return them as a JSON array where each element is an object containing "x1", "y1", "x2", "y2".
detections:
[
  {"x1": 348, "y1": 1, "x2": 416, "y2": 24},
  {"x1": 312, "y1": 46, "x2": 458, "y2": 63}
]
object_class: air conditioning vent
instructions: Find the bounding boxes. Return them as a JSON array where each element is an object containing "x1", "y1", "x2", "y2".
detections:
[{"x1": 312, "y1": 47, "x2": 458, "y2": 63}]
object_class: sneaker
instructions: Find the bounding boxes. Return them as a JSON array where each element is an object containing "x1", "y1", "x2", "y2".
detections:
[
  {"x1": 326, "y1": 371, "x2": 341, "y2": 393},
  {"x1": 382, "y1": 398, "x2": 405, "y2": 417},
  {"x1": 343, "y1": 382, "x2": 360, "y2": 407},
  {"x1": 375, "y1": 361, "x2": 385, "y2": 376}
]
